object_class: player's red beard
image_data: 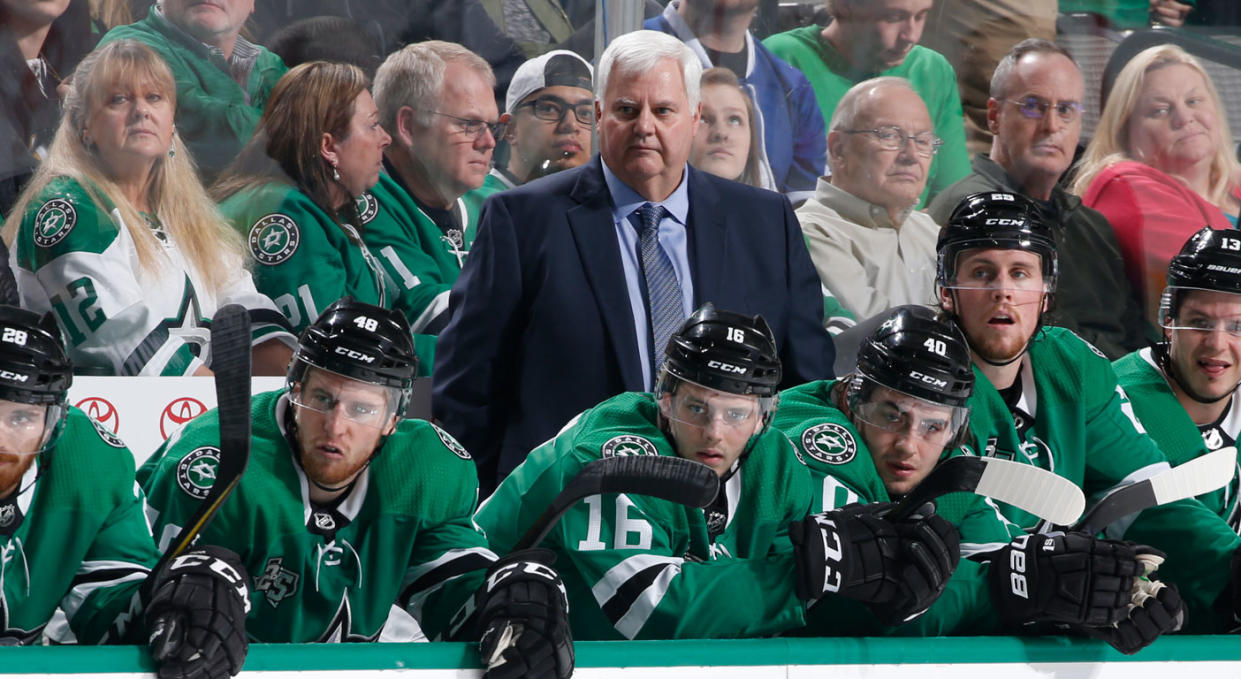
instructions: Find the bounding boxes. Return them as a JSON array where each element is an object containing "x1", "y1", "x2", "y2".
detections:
[{"x1": 0, "y1": 452, "x2": 36, "y2": 498}]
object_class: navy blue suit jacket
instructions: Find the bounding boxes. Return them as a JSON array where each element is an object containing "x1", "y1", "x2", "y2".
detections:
[{"x1": 432, "y1": 157, "x2": 834, "y2": 489}]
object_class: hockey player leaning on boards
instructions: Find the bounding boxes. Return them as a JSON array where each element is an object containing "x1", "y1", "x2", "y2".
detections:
[
  {"x1": 773, "y1": 305, "x2": 1169, "y2": 650},
  {"x1": 475, "y1": 304, "x2": 957, "y2": 640},
  {"x1": 1115, "y1": 227, "x2": 1241, "y2": 534},
  {"x1": 0, "y1": 306, "x2": 161, "y2": 645},
  {"x1": 938, "y1": 191, "x2": 1241, "y2": 643},
  {"x1": 140, "y1": 298, "x2": 573, "y2": 679}
]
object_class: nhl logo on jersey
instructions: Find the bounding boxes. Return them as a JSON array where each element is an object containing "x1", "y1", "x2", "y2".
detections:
[
  {"x1": 176, "y1": 446, "x2": 221, "y2": 499},
  {"x1": 433, "y1": 424, "x2": 471, "y2": 459},
  {"x1": 33, "y1": 199, "x2": 76, "y2": 248},
  {"x1": 0, "y1": 503, "x2": 15, "y2": 528},
  {"x1": 800, "y1": 423, "x2": 857, "y2": 465},
  {"x1": 248, "y1": 213, "x2": 301, "y2": 265},
  {"x1": 312, "y1": 512, "x2": 336, "y2": 531},
  {"x1": 355, "y1": 193, "x2": 379, "y2": 224},
  {"x1": 601, "y1": 434, "x2": 659, "y2": 458}
]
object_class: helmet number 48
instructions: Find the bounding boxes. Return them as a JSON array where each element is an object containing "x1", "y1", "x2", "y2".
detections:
[{"x1": 353, "y1": 316, "x2": 379, "y2": 332}]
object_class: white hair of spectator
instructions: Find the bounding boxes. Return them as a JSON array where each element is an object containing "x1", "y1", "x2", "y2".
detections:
[
  {"x1": 828, "y1": 76, "x2": 915, "y2": 131},
  {"x1": 596, "y1": 30, "x2": 702, "y2": 109},
  {"x1": 373, "y1": 40, "x2": 495, "y2": 132}
]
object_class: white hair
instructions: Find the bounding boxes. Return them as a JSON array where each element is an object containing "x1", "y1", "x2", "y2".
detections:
[{"x1": 596, "y1": 30, "x2": 702, "y2": 109}]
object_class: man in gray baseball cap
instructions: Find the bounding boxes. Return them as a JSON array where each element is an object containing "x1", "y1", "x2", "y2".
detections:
[{"x1": 493, "y1": 49, "x2": 594, "y2": 189}]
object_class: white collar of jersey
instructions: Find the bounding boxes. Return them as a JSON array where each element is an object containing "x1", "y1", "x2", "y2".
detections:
[
  {"x1": 721, "y1": 468, "x2": 740, "y2": 533},
  {"x1": 1013, "y1": 356, "x2": 1038, "y2": 420},
  {"x1": 275, "y1": 392, "x2": 372, "y2": 526}
]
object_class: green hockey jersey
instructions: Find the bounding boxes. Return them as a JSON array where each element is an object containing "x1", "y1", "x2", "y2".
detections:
[
  {"x1": 2, "y1": 407, "x2": 158, "y2": 645},
  {"x1": 1114, "y1": 348, "x2": 1241, "y2": 531},
  {"x1": 772, "y1": 379, "x2": 1020, "y2": 636},
  {"x1": 218, "y1": 182, "x2": 388, "y2": 335},
  {"x1": 966, "y1": 326, "x2": 1241, "y2": 631},
  {"x1": 475, "y1": 391, "x2": 815, "y2": 640},
  {"x1": 140, "y1": 389, "x2": 494, "y2": 642}
]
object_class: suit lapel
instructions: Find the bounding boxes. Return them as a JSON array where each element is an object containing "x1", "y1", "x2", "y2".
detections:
[
  {"x1": 567, "y1": 158, "x2": 645, "y2": 390},
  {"x1": 686, "y1": 167, "x2": 727, "y2": 306}
]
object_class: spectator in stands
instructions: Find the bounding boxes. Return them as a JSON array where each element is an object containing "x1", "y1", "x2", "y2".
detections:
[
  {"x1": 928, "y1": 39, "x2": 1149, "y2": 359},
  {"x1": 648, "y1": 0, "x2": 826, "y2": 200},
  {"x1": 690, "y1": 67, "x2": 763, "y2": 187},
  {"x1": 764, "y1": 0, "x2": 969, "y2": 208},
  {"x1": 1071, "y1": 43, "x2": 1241, "y2": 327},
  {"x1": 213, "y1": 61, "x2": 392, "y2": 337},
  {"x1": 0, "y1": 0, "x2": 94, "y2": 215},
  {"x1": 1059, "y1": 0, "x2": 1192, "y2": 29},
  {"x1": 488, "y1": 49, "x2": 595, "y2": 192},
  {"x1": 796, "y1": 77, "x2": 940, "y2": 320},
  {"x1": 2, "y1": 40, "x2": 295, "y2": 376},
  {"x1": 433, "y1": 30, "x2": 834, "y2": 492},
  {"x1": 100, "y1": 0, "x2": 287, "y2": 177},
  {"x1": 478, "y1": 0, "x2": 576, "y2": 59}
]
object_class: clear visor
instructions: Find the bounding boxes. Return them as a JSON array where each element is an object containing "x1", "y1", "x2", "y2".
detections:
[
  {"x1": 0, "y1": 401, "x2": 64, "y2": 456},
  {"x1": 290, "y1": 370, "x2": 400, "y2": 429},
  {"x1": 848, "y1": 379, "x2": 968, "y2": 446},
  {"x1": 1160, "y1": 286, "x2": 1241, "y2": 338},
  {"x1": 658, "y1": 379, "x2": 774, "y2": 432}
]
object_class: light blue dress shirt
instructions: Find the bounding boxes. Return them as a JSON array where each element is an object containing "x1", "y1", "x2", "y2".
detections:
[{"x1": 601, "y1": 161, "x2": 696, "y2": 391}]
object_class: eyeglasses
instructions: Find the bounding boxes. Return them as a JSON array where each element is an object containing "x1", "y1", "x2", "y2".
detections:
[
  {"x1": 1163, "y1": 316, "x2": 1241, "y2": 339},
  {"x1": 418, "y1": 109, "x2": 508, "y2": 141},
  {"x1": 842, "y1": 126, "x2": 942, "y2": 157},
  {"x1": 1004, "y1": 96, "x2": 1085, "y2": 123},
  {"x1": 518, "y1": 95, "x2": 595, "y2": 126},
  {"x1": 291, "y1": 389, "x2": 394, "y2": 428},
  {"x1": 667, "y1": 395, "x2": 758, "y2": 431},
  {"x1": 852, "y1": 400, "x2": 961, "y2": 443}
]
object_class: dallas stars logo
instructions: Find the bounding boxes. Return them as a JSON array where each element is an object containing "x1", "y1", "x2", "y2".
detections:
[
  {"x1": 433, "y1": 424, "x2": 471, "y2": 460},
  {"x1": 176, "y1": 446, "x2": 221, "y2": 499},
  {"x1": 800, "y1": 423, "x2": 857, "y2": 465},
  {"x1": 33, "y1": 199, "x2": 77, "y2": 248},
  {"x1": 248, "y1": 213, "x2": 300, "y2": 265},
  {"x1": 316, "y1": 595, "x2": 380, "y2": 643},
  {"x1": 601, "y1": 434, "x2": 659, "y2": 458},
  {"x1": 355, "y1": 193, "x2": 379, "y2": 224}
]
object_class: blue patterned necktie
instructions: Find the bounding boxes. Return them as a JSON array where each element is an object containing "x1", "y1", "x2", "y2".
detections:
[{"x1": 633, "y1": 202, "x2": 684, "y2": 384}]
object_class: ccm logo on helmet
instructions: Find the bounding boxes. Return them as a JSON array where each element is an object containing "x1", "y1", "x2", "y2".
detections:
[
  {"x1": 0, "y1": 369, "x2": 29, "y2": 382},
  {"x1": 707, "y1": 360, "x2": 746, "y2": 374},
  {"x1": 984, "y1": 218, "x2": 1025, "y2": 226},
  {"x1": 909, "y1": 371, "x2": 948, "y2": 388},
  {"x1": 334, "y1": 346, "x2": 375, "y2": 363}
]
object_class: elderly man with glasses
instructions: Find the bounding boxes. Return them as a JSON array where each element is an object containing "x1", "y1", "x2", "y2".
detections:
[
  {"x1": 927, "y1": 39, "x2": 1149, "y2": 359},
  {"x1": 795, "y1": 77, "x2": 943, "y2": 321}
]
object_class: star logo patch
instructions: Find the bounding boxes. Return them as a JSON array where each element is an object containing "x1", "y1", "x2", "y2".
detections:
[
  {"x1": 175, "y1": 446, "x2": 221, "y2": 499},
  {"x1": 601, "y1": 434, "x2": 659, "y2": 458},
  {"x1": 800, "y1": 423, "x2": 857, "y2": 465},
  {"x1": 248, "y1": 213, "x2": 300, "y2": 265}
]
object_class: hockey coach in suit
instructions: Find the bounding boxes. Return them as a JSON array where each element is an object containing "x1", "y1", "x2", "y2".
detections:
[{"x1": 433, "y1": 29, "x2": 834, "y2": 492}]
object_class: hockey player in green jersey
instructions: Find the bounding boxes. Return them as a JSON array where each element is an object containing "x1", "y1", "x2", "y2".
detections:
[
  {"x1": 1115, "y1": 227, "x2": 1241, "y2": 533},
  {"x1": 0, "y1": 306, "x2": 159, "y2": 645},
  {"x1": 476, "y1": 304, "x2": 958, "y2": 640},
  {"x1": 775, "y1": 305, "x2": 1147, "y2": 640},
  {"x1": 142, "y1": 299, "x2": 574, "y2": 679},
  {"x1": 937, "y1": 191, "x2": 1233, "y2": 645}
]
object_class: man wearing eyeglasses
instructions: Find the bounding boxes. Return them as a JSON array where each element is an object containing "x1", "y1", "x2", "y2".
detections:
[
  {"x1": 928, "y1": 39, "x2": 1148, "y2": 360},
  {"x1": 490, "y1": 50, "x2": 595, "y2": 190},
  {"x1": 1115, "y1": 228, "x2": 1241, "y2": 538},
  {"x1": 795, "y1": 78, "x2": 942, "y2": 320}
]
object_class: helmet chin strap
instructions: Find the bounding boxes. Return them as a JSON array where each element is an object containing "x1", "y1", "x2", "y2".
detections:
[{"x1": 1155, "y1": 341, "x2": 1238, "y2": 405}]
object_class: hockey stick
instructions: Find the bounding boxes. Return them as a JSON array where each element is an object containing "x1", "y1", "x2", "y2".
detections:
[
  {"x1": 513, "y1": 455, "x2": 720, "y2": 550},
  {"x1": 1072, "y1": 446, "x2": 1237, "y2": 536},
  {"x1": 143, "y1": 304, "x2": 253, "y2": 597},
  {"x1": 889, "y1": 455, "x2": 1086, "y2": 526}
]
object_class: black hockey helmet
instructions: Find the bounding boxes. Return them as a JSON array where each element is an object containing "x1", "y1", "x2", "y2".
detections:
[
  {"x1": 287, "y1": 297, "x2": 417, "y2": 417},
  {"x1": 848, "y1": 306, "x2": 973, "y2": 449},
  {"x1": 1162, "y1": 226, "x2": 1241, "y2": 321},
  {"x1": 936, "y1": 191, "x2": 1058, "y2": 290},
  {"x1": 855, "y1": 306, "x2": 974, "y2": 408},
  {"x1": 657, "y1": 303, "x2": 781, "y2": 399},
  {"x1": 0, "y1": 306, "x2": 73, "y2": 454}
]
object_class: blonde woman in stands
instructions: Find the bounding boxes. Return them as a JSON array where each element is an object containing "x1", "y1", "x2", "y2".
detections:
[
  {"x1": 2, "y1": 40, "x2": 295, "y2": 376},
  {"x1": 1072, "y1": 43, "x2": 1241, "y2": 325}
]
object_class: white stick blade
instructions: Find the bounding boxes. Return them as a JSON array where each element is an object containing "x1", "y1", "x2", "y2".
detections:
[
  {"x1": 1150, "y1": 446, "x2": 1237, "y2": 506},
  {"x1": 974, "y1": 457, "x2": 1086, "y2": 525}
]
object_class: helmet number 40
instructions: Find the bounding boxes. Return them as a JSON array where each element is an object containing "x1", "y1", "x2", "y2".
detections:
[{"x1": 923, "y1": 338, "x2": 946, "y2": 356}]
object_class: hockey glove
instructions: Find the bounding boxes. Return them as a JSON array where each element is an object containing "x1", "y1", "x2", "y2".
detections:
[
  {"x1": 988, "y1": 531, "x2": 1139, "y2": 628},
  {"x1": 1081, "y1": 547, "x2": 1185, "y2": 654},
  {"x1": 789, "y1": 502, "x2": 960, "y2": 626},
  {"x1": 475, "y1": 549, "x2": 574, "y2": 679},
  {"x1": 145, "y1": 546, "x2": 250, "y2": 679}
]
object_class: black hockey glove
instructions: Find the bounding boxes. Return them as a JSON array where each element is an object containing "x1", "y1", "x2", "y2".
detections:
[
  {"x1": 475, "y1": 549, "x2": 574, "y2": 679},
  {"x1": 145, "y1": 546, "x2": 250, "y2": 679},
  {"x1": 989, "y1": 531, "x2": 1139, "y2": 628},
  {"x1": 789, "y1": 502, "x2": 960, "y2": 626},
  {"x1": 1081, "y1": 547, "x2": 1185, "y2": 654}
]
